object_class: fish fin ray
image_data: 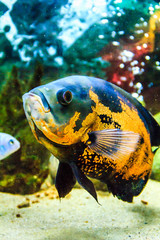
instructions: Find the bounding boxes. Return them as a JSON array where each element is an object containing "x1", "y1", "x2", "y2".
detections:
[
  {"x1": 55, "y1": 162, "x2": 76, "y2": 198},
  {"x1": 87, "y1": 129, "x2": 140, "y2": 161}
]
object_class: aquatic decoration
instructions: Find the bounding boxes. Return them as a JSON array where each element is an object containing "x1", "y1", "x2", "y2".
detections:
[
  {"x1": 5, "y1": 0, "x2": 112, "y2": 65},
  {"x1": 0, "y1": 133, "x2": 20, "y2": 160},
  {"x1": 23, "y1": 76, "x2": 160, "y2": 202}
]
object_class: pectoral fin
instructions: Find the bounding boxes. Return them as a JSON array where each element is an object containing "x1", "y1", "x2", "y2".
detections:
[
  {"x1": 70, "y1": 162, "x2": 98, "y2": 203},
  {"x1": 87, "y1": 129, "x2": 140, "y2": 161},
  {"x1": 55, "y1": 162, "x2": 76, "y2": 198}
]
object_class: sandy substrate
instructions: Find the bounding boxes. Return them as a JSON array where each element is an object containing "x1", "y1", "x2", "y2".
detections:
[{"x1": 0, "y1": 179, "x2": 160, "y2": 240}]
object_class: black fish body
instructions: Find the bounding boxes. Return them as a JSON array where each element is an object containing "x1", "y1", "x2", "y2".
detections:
[{"x1": 22, "y1": 76, "x2": 160, "y2": 202}]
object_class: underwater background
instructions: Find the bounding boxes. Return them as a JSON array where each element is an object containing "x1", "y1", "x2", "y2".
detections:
[
  {"x1": 0, "y1": 0, "x2": 160, "y2": 240},
  {"x1": 0, "y1": 1, "x2": 160, "y2": 239}
]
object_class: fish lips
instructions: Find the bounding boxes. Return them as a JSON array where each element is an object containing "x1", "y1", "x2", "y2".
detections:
[
  {"x1": 22, "y1": 92, "x2": 54, "y2": 132},
  {"x1": 23, "y1": 92, "x2": 50, "y2": 114}
]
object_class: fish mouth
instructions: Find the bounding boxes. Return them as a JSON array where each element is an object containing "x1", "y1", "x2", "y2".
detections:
[
  {"x1": 23, "y1": 92, "x2": 67, "y2": 144},
  {"x1": 23, "y1": 92, "x2": 50, "y2": 113}
]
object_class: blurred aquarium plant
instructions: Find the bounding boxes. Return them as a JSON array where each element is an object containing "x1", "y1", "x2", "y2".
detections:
[{"x1": 0, "y1": 0, "x2": 160, "y2": 193}]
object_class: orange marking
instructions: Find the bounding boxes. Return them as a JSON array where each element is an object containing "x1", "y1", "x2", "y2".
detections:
[{"x1": 81, "y1": 90, "x2": 154, "y2": 181}]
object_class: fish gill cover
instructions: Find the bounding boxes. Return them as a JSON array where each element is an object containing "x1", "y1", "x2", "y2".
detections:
[{"x1": 0, "y1": 0, "x2": 160, "y2": 194}]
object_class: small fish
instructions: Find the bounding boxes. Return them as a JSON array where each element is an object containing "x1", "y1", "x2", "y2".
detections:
[
  {"x1": 22, "y1": 76, "x2": 160, "y2": 203},
  {"x1": 0, "y1": 133, "x2": 20, "y2": 160}
]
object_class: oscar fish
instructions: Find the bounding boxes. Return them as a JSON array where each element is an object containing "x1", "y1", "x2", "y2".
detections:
[
  {"x1": 22, "y1": 75, "x2": 160, "y2": 203},
  {"x1": 0, "y1": 133, "x2": 20, "y2": 160}
]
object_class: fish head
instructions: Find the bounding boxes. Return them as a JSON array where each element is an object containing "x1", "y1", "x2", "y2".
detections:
[
  {"x1": 0, "y1": 133, "x2": 20, "y2": 160},
  {"x1": 22, "y1": 76, "x2": 97, "y2": 152}
]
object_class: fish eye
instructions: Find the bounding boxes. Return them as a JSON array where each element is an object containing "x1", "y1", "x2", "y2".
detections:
[
  {"x1": 57, "y1": 89, "x2": 73, "y2": 106},
  {"x1": 9, "y1": 139, "x2": 14, "y2": 145}
]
